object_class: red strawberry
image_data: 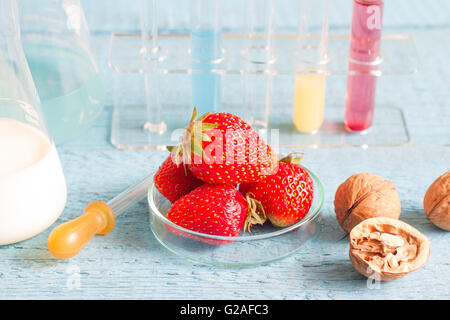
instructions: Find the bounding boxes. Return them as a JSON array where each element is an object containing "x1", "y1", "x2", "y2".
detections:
[
  {"x1": 239, "y1": 154, "x2": 314, "y2": 227},
  {"x1": 154, "y1": 154, "x2": 203, "y2": 203},
  {"x1": 167, "y1": 184, "x2": 266, "y2": 244},
  {"x1": 171, "y1": 108, "x2": 278, "y2": 185}
]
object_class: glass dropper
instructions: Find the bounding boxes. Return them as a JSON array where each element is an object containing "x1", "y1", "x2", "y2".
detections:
[{"x1": 48, "y1": 173, "x2": 154, "y2": 259}]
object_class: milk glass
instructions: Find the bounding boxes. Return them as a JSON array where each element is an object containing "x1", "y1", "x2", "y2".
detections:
[{"x1": 0, "y1": 0, "x2": 67, "y2": 245}]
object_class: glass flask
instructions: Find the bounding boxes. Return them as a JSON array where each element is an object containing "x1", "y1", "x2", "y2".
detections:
[
  {"x1": 0, "y1": 0, "x2": 67, "y2": 245},
  {"x1": 19, "y1": 0, "x2": 105, "y2": 144}
]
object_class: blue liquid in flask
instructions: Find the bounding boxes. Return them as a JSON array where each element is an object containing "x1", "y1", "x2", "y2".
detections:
[
  {"x1": 23, "y1": 43, "x2": 105, "y2": 145},
  {"x1": 190, "y1": 29, "x2": 222, "y2": 115}
]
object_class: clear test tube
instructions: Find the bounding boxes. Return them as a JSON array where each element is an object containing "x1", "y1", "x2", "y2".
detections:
[
  {"x1": 242, "y1": 0, "x2": 276, "y2": 131},
  {"x1": 293, "y1": 0, "x2": 329, "y2": 134},
  {"x1": 190, "y1": 0, "x2": 222, "y2": 116},
  {"x1": 140, "y1": 0, "x2": 167, "y2": 134},
  {"x1": 344, "y1": 0, "x2": 384, "y2": 132}
]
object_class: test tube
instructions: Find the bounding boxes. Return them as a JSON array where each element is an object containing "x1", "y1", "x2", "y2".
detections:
[
  {"x1": 293, "y1": 0, "x2": 329, "y2": 134},
  {"x1": 242, "y1": 0, "x2": 276, "y2": 131},
  {"x1": 190, "y1": 0, "x2": 222, "y2": 116},
  {"x1": 140, "y1": 0, "x2": 167, "y2": 134},
  {"x1": 344, "y1": 0, "x2": 384, "y2": 132}
]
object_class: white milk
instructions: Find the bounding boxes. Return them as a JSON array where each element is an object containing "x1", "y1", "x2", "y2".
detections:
[{"x1": 0, "y1": 118, "x2": 67, "y2": 245}]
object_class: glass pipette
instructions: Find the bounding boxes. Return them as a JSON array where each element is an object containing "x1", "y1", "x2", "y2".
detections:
[{"x1": 48, "y1": 173, "x2": 154, "y2": 259}]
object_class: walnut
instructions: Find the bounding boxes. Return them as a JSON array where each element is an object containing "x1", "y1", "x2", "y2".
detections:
[
  {"x1": 334, "y1": 173, "x2": 401, "y2": 232},
  {"x1": 349, "y1": 217, "x2": 430, "y2": 281},
  {"x1": 423, "y1": 171, "x2": 450, "y2": 231}
]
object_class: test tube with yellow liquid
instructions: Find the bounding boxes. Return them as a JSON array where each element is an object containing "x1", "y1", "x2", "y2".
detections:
[
  {"x1": 293, "y1": 0, "x2": 329, "y2": 133},
  {"x1": 294, "y1": 72, "x2": 326, "y2": 133}
]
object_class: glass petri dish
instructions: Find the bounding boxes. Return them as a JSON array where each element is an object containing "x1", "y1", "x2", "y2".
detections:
[{"x1": 148, "y1": 166, "x2": 324, "y2": 267}]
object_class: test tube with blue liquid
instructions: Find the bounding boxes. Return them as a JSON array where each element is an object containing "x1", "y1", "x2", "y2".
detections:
[{"x1": 190, "y1": 0, "x2": 223, "y2": 115}]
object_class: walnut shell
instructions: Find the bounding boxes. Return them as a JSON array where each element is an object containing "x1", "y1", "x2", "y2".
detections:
[
  {"x1": 334, "y1": 173, "x2": 401, "y2": 232},
  {"x1": 349, "y1": 217, "x2": 430, "y2": 281},
  {"x1": 423, "y1": 171, "x2": 450, "y2": 231}
]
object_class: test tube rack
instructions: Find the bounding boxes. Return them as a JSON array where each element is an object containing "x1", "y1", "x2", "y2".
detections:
[{"x1": 108, "y1": 2, "x2": 419, "y2": 150}]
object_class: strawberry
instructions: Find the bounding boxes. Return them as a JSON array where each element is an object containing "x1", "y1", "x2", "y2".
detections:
[
  {"x1": 171, "y1": 108, "x2": 278, "y2": 185},
  {"x1": 239, "y1": 154, "x2": 314, "y2": 227},
  {"x1": 167, "y1": 184, "x2": 266, "y2": 244},
  {"x1": 154, "y1": 154, "x2": 203, "y2": 203}
]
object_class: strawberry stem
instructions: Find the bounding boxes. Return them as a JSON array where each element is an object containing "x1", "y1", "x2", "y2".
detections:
[
  {"x1": 244, "y1": 193, "x2": 267, "y2": 234},
  {"x1": 168, "y1": 107, "x2": 219, "y2": 166},
  {"x1": 280, "y1": 152, "x2": 304, "y2": 165}
]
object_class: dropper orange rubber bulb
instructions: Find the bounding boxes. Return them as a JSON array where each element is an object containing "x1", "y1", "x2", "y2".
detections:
[{"x1": 48, "y1": 174, "x2": 154, "y2": 259}]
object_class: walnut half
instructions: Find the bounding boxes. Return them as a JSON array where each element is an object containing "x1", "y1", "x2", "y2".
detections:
[
  {"x1": 424, "y1": 171, "x2": 450, "y2": 231},
  {"x1": 349, "y1": 217, "x2": 430, "y2": 281}
]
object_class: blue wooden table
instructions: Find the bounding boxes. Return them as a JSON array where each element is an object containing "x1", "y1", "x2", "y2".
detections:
[{"x1": 1, "y1": 0, "x2": 449, "y2": 299}]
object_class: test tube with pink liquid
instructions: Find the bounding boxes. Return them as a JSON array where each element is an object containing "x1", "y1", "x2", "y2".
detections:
[{"x1": 344, "y1": 0, "x2": 384, "y2": 132}]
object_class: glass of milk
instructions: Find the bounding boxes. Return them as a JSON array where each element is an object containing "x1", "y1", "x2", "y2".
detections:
[{"x1": 0, "y1": 0, "x2": 67, "y2": 245}]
